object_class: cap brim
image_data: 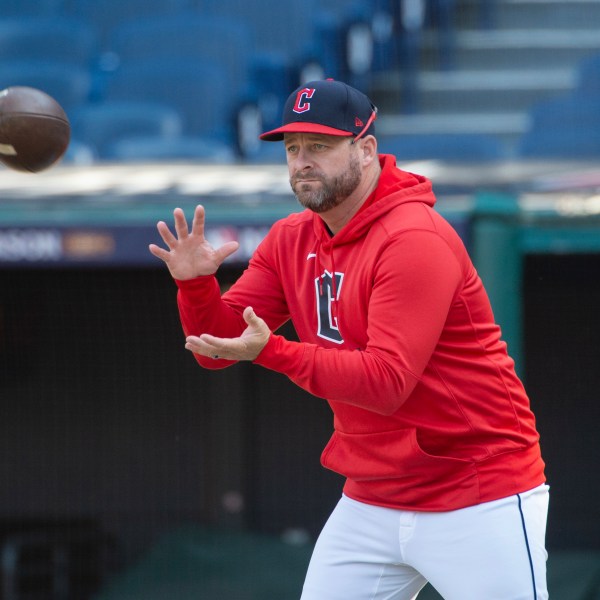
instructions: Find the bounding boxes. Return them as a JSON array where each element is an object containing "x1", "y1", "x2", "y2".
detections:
[{"x1": 259, "y1": 122, "x2": 354, "y2": 141}]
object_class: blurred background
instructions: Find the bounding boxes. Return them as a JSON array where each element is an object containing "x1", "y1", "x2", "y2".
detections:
[{"x1": 0, "y1": 0, "x2": 599, "y2": 598}]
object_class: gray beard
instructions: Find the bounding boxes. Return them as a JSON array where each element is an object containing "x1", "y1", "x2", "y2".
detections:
[{"x1": 291, "y1": 156, "x2": 361, "y2": 214}]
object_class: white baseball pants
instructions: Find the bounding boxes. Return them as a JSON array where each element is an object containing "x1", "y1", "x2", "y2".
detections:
[{"x1": 301, "y1": 484, "x2": 549, "y2": 600}]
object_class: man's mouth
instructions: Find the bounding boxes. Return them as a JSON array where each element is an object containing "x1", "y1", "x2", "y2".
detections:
[{"x1": 294, "y1": 176, "x2": 321, "y2": 185}]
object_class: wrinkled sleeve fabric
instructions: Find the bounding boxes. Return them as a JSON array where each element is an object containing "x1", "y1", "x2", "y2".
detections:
[
  {"x1": 254, "y1": 230, "x2": 463, "y2": 415},
  {"x1": 176, "y1": 228, "x2": 463, "y2": 415},
  {"x1": 175, "y1": 235, "x2": 290, "y2": 370}
]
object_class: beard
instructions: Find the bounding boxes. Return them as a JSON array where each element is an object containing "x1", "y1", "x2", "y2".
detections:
[{"x1": 290, "y1": 154, "x2": 361, "y2": 213}]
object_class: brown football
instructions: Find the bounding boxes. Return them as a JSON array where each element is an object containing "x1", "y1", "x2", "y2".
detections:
[{"x1": 0, "y1": 86, "x2": 71, "y2": 173}]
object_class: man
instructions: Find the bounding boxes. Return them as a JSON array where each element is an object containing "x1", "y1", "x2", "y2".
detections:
[{"x1": 149, "y1": 79, "x2": 549, "y2": 599}]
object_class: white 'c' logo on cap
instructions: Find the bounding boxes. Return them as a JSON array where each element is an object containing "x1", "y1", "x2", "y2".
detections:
[{"x1": 293, "y1": 88, "x2": 315, "y2": 113}]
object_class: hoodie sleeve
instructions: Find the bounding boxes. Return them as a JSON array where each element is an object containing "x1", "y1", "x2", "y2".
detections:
[
  {"x1": 175, "y1": 230, "x2": 291, "y2": 370},
  {"x1": 254, "y1": 230, "x2": 464, "y2": 415}
]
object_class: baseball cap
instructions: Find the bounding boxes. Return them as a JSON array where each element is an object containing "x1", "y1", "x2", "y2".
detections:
[{"x1": 259, "y1": 79, "x2": 377, "y2": 142}]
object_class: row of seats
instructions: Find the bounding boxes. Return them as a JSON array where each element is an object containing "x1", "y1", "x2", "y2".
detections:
[
  {"x1": 2, "y1": 1, "x2": 598, "y2": 163},
  {"x1": 518, "y1": 53, "x2": 600, "y2": 160},
  {"x1": 375, "y1": 95, "x2": 600, "y2": 164},
  {"x1": 0, "y1": 0, "x2": 467, "y2": 164},
  {"x1": 0, "y1": 1, "x2": 400, "y2": 162}
]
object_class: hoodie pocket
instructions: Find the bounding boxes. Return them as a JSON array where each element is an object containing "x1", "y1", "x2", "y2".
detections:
[{"x1": 321, "y1": 427, "x2": 475, "y2": 484}]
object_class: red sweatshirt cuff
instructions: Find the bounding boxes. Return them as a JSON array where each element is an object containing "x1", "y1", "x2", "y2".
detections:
[
  {"x1": 253, "y1": 333, "x2": 307, "y2": 378},
  {"x1": 175, "y1": 275, "x2": 220, "y2": 306}
]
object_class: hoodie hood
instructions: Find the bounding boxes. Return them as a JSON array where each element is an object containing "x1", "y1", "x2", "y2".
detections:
[
  {"x1": 309, "y1": 154, "x2": 436, "y2": 325},
  {"x1": 312, "y1": 154, "x2": 435, "y2": 247}
]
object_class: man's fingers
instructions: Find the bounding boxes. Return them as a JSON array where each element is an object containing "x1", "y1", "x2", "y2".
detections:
[
  {"x1": 191, "y1": 204, "x2": 206, "y2": 237},
  {"x1": 154, "y1": 220, "x2": 178, "y2": 248},
  {"x1": 186, "y1": 334, "x2": 226, "y2": 357},
  {"x1": 148, "y1": 243, "x2": 170, "y2": 261},
  {"x1": 243, "y1": 307, "x2": 268, "y2": 331},
  {"x1": 173, "y1": 207, "x2": 189, "y2": 240},
  {"x1": 185, "y1": 314, "x2": 268, "y2": 361},
  {"x1": 243, "y1": 306, "x2": 256, "y2": 323},
  {"x1": 215, "y1": 240, "x2": 240, "y2": 264},
  {"x1": 186, "y1": 332, "x2": 244, "y2": 358}
]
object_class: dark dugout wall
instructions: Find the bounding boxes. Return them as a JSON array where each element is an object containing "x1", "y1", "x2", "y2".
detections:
[
  {"x1": 524, "y1": 253, "x2": 600, "y2": 550},
  {"x1": 0, "y1": 267, "x2": 341, "y2": 575},
  {"x1": 0, "y1": 255, "x2": 597, "y2": 579}
]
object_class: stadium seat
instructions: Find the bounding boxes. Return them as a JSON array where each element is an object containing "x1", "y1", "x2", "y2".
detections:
[
  {"x1": 244, "y1": 52, "x2": 295, "y2": 133},
  {"x1": 517, "y1": 93, "x2": 600, "y2": 159},
  {"x1": 101, "y1": 59, "x2": 235, "y2": 141},
  {"x1": 63, "y1": 0, "x2": 192, "y2": 49},
  {"x1": 377, "y1": 133, "x2": 509, "y2": 162},
  {"x1": 297, "y1": 11, "x2": 347, "y2": 82},
  {"x1": 199, "y1": 0, "x2": 318, "y2": 58},
  {"x1": 105, "y1": 135, "x2": 236, "y2": 163},
  {"x1": 575, "y1": 52, "x2": 600, "y2": 94},
  {"x1": 518, "y1": 129, "x2": 600, "y2": 159},
  {"x1": 0, "y1": 0, "x2": 64, "y2": 17},
  {"x1": 0, "y1": 61, "x2": 92, "y2": 113},
  {"x1": 0, "y1": 17, "x2": 98, "y2": 68},
  {"x1": 107, "y1": 13, "x2": 253, "y2": 94},
  {"x1": 524, "y1": 92, "x2": 600, "y2": 130},
  {"x1": 306, "y1": 0, "x2": 457, "y2": 73},
  {"x1": 299, "y1": 1, "x2": 386, "y2": 82},
  {"x1": 69, "y1": 101, "x2": 183, "y2": 159},
  {"x1": 294, "y1": 3, "x2": 389, "y2": 89}
]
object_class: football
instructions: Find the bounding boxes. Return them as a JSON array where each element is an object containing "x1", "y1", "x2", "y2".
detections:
[{"x1": 0, "y1": 86, "x2": 71, "y2": 173}]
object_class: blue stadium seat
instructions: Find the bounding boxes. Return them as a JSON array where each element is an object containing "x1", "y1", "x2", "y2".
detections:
[
  {"x1": 0, "y1": 61, "x2": 92, "y2": 113},
  {"x1": 101, "y1": 59, "x2": 234, "y2": 141},
  {"x1": 69, "y1": 101, "x2": 183, "y2": 159},
  {"x1": 297, "y1": 11, "x2": 346, "y2": 82},
  {"x1": 199, "y1": 0, "x2": 318, "y2": 58},
  {"x1": 244, "y1": 52, "x2": 295, "y2": 133},
  {"x1": 63, "y1": 0, "x2": 192, "y2": 49},
  {"x1": 107, "y1": 13, "x2": 253, "y2": 94},
  {"x1": 524, "y1": 93, "x2": 600, "y2": 130},
  {"x1": 377, "y1": 133, "x2": 509, "y2": 162},
  {"x1": 517, "y1": 93, "x2": 600, "y2": 159},
  {"x1": 517, "y1": 129, "x2": 600, "y2": 159},
  {"x1": 300, "y1": 0, "x2": 457, "y2": 76},
  {"x1": 105, "y1": 135, "x2": 236, "y2": 163},
  {"x1": 0, "y1": 17, "x2": 98, "y2": 67},
  {"x1": 0, "y1": 0, "x2": 64, "y2": 17},
  {"x1": 294, "y1": 3, "x2": 393, "y2": 91},
  {"x1": 575, "y1": 52, "x2": 600, "y2": 94}
]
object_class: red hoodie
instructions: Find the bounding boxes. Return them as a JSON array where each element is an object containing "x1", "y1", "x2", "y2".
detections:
[{"x1": 176, "y1": 154, "x2": 545, "y2": 511}]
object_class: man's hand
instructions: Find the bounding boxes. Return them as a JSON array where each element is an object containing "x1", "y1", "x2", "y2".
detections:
[
  {"x1": 149, "y1": 204, "x2": 239, "y2": 280},
  {"x1": 185, "y1": 307, "x2": 270, "y2": 361}
]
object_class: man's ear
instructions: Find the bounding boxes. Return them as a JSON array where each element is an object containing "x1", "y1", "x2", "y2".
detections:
[{"x1": 360, "y1": 135, "x2": 378, "y2": 165}]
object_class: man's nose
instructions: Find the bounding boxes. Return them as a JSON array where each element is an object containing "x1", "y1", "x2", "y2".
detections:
[{"x1": 294, "y1": 146, "x2": 313, "y2": 169}]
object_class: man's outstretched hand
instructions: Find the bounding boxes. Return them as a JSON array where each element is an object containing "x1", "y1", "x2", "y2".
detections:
[
  {"x1": 185, "y1": 306, "x2": 270, "y2": 361},
  {"x1": 149, "y1": 204, "x2": 239, "y2": 280}
]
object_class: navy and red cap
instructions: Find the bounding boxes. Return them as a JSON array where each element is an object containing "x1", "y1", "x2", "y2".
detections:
[{"x1": 259, "y1": 79, "x2": 377, "y2": 142}]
